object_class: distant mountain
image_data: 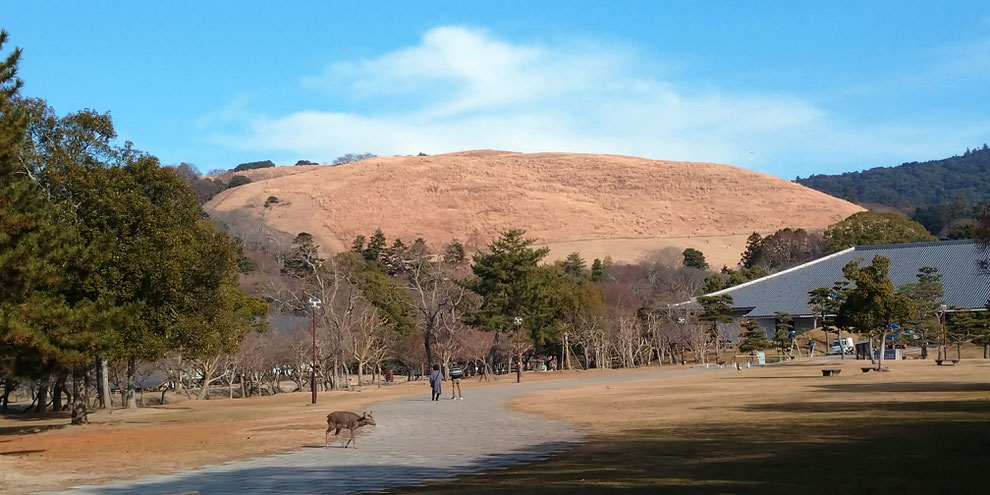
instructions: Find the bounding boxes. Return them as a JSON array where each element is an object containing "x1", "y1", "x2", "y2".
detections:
[{"x1": 796, "y1": 146, "x2": 990, "y2": 235}]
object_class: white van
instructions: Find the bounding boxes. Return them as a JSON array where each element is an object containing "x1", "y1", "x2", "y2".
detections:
[{"x1": 831, "y1": 338, "x2": 855, "y2": 355}]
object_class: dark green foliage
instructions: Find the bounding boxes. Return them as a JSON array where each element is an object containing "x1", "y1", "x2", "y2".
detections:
[
  {"x1": 698, "y1": 294, "x2": 733, "y2": 333},
  {"x1": 233, "y1": 160, "x2": 275, "y2": 172},
  {"x1": 682, "y1": 248, "x2": 708, "y2": 269},
  {"x1": 333, "y1": 153, "x2": 376, "y2": 165},
  {"x1": 946, "y1": 300, "x2": 989, "y2": 353},
  {"x1": 738, "y1": 319, "x2": 770, "y2": 354},
  {"x1": 703, "y1": 265, "x2": 767, "y2": 293},
  {"x1": 590, "y1": 258, "x2": 604, "y2": 282},
  {"x1": 363, "y1": 229, "x2": 387, "y2": 263},
  {"x1": 824, "y1": 211, "x2": 936, "y2": 252},
  {"x1": 351, "y1": 234, "x2": 366, "y2": 253},
  {"x1": 797, "y1": 147, "x2": 990, "y2": 218},
  {"x1": 561, "y1": 252, "x2": 587, "y2": 278},
  {"x1": 281, "y1": 232, "x2": 323, "y2": 277},
  {"x1": 0, "y1": 31, "x2": 111, "y2": 382},
  {"x1": 227, "y1": 174, "x2": 251, "y2": 188},
  {"x1": 896, "y1": 267, "x2": 944, "y2": 350},
  {"x1": 443, "y1": 238, "x2": 466, "y2": 264},
  {"x1": 836, "y1": 255, "x2": 916, "y2": 367},
  {"x1": 295, "y1": 159, "x2": 318, "y2": 166},
  {"x1": 740, "y1": 228, "x2": 823, "y2": 270},
  {"x1": 461, "y1": 230, "x2": 561, "y2": 345}
]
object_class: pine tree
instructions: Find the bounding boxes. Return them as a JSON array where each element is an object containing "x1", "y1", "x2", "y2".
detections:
[
  {"x1": 363, "y1": 228, "x2": 387, "y2": 263},
  {"x1": 561, "y1": 252, "x2": 587, "y2": 278},
  {"x1": 836, "y1": 256, "x2": 915, "y2": 369},
  {"x1": 682, "y1": 248, "x2": 708, "y2": 269},
  {"x1": 0, "y1": 31, "x2": 110, "y2": 423},
  {"x1": 738, "y1": 319, "x2": 770, "y2": 355},
  {"x1": 461, "y1": 230, "x2": 560, "y2": 382}
]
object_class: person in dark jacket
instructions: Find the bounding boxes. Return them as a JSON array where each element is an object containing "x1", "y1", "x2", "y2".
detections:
[
  {"x1": 449, "y1": 362, "x2": 464, "y2": 400},
  {"x1": 429, "y1": 364, "x2": 443, "y2": 401}
]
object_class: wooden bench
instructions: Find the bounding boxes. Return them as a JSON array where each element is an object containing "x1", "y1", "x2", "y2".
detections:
[
  {"x1": 935, "y1": 359, "x2": 959, "y2": 366},
  {"x1": 821, "y1": 369, "x2": 842, "y2": 376}
]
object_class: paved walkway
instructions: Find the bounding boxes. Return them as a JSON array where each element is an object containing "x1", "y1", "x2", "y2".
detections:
[{"x1": 59, "y1": 367, "x2": 715, "y2": 494}]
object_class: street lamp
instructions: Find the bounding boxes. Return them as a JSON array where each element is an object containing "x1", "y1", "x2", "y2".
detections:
[
  {"x1": 309, "y1": 296, "x2": 322, "y2": 405},
  {"x1": 938, "y1": 304, "x2": 948, "y2": 362},
  {"x1": 513, "y1": 316, "x2": 523, "y2": 382}
]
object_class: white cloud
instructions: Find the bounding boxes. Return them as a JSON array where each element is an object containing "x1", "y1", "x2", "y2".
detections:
[{"x1": 206, "y1": 26, "x2": 989, "y2": 175}]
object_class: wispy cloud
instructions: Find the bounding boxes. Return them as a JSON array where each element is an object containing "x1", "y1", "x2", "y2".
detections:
[{"x1": 205, "y1": 26, "x2": 989, "y2": 175}]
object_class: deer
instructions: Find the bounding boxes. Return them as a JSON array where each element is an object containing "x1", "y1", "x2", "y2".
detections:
[{"x1": 325, "y1": 410, "x2": 376, "y2": 448}]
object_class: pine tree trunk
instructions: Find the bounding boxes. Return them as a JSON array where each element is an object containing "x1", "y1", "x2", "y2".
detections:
[
  {"x1": 52, "y1": 372, "x2": 67, "y2": 412},
  {"x1": 984, "y1": 343, "x2": 989, "y2": 359},
  {"x1": 125, "y1": 358, "x2": 138, "y2": 409},
  {"x1": 0, "y1": 380, "x2": 17, "y2": 412},
  {"x1": 956, "y1": 344, "x2": 962, "y2": 360},
  {"x1": 71, "y1": 367, "x2": 88, "y2": 425},
  {"x1": 99, "y1": 357, "x2": 112, "y2": 409},
  {"x1": 35, "y1": 373, "x2": 50, "y2": 413}
]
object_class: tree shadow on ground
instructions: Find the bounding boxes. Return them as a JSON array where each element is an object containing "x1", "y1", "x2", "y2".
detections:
[
  {"x1": 0, "y1": 423, "x2": 67, "y2": 436},
  {"x1": 0, "y1": 449, "x2": 45, "y2": 455},
  {"x1": 390, "y1": 403, "x2": 989, "y2": 494},
  {"x1": 62, "y1": 441, "x2": 583, "y2": 494},
  {"x1": 812, "y1": 381, "x2": 990, "y2": 394}
]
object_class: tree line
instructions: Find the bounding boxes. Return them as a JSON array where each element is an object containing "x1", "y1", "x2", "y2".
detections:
[
  {"x1": 0, "y1": 32, "x2": 266, "y2": 423},
  {"x1": 796, "y1": 146, "x2": 990, "y2": 237}
]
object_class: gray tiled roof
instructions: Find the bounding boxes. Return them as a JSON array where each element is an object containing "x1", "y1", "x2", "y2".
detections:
[{"x1": 700, "y1": 240, "x2": 989, "y2": 318}]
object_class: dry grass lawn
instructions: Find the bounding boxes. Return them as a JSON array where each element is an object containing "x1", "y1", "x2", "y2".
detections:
[
  {"x1": 396, "y1": 359, "x2": 990, "y2": 494},
  {"x1": 0, "y1": 368, "x2": 649, "y2": 494}
]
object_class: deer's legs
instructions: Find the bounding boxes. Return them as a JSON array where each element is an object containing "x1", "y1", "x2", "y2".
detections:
[{"x1": 335, "y1": 426, "x2": 345, "y2": 447}]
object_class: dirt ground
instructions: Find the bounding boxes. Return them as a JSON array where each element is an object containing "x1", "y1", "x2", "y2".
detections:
[
  {"x1": 0, "y1": 367, "x2": 658, "y2": 494},
  {"x1": 398, "y1": 359, "x2": 990, "y2": 494}
]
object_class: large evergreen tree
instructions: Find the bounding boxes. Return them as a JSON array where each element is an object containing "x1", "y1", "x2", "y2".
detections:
[
  {"x1": 461, "y1": 230, "x2": 561, "y2": 382},
  {"x1": 836, "y1": 256, "x2": 915, "y2": 370}
]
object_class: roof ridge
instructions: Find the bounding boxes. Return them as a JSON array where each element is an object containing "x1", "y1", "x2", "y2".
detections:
[
  {"x1": 695, "y1": 246, "x2": 857, "y2": 298},
  {"x1": 855, "y1": 239, "x2": 975, "y2": 250}
]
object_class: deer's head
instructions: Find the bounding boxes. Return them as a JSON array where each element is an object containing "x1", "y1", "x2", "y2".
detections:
[{"x1": 360, "y1": 411, "x2": 376, "y2": 426}]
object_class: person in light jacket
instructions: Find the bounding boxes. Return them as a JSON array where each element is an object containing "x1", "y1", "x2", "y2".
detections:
[{"x1": 429, "y1": 364, "x2": 443, "y2": 401}]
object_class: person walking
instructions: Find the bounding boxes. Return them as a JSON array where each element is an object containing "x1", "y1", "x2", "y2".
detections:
[
  {"x1": 449, "y1": 362, "x2": 464, "y2": 400},
  {"x1": 429, "y1": 364, "x2": 443, "y2": 401}
]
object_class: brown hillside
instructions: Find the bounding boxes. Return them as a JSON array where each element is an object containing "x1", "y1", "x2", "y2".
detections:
[{"x1": 203, "y1": 151, "x2": 863, "y2": 266}]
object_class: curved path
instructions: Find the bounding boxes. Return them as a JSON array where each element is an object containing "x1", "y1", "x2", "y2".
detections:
[{"x1": 61, "y1": 368, "x2": 714, "y2": 494}]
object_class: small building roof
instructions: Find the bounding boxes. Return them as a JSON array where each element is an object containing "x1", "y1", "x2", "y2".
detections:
[{"x1": 686, "y1": 240, "x2": 989, "y2": 318}]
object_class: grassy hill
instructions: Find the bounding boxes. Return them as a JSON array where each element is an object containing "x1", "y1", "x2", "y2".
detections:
[{"x1": 203, "y1": 150, "x2": 862, "y2": 267}]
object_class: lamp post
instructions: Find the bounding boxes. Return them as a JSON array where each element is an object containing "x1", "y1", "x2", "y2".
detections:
[
  {"x1": 938, "y1": 304, "x2": 948, "y2": 362},
  {"x1": 309, "y1": 296, "x2": 322, "y2": 405},
  {"x1": 513, "y1": 316, "x2": 523, "y2": 383}
]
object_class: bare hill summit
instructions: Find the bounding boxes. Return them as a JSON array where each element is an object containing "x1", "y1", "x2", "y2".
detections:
[{"x1": 204, "y1": 151, "x2": 863, "y2": 267}]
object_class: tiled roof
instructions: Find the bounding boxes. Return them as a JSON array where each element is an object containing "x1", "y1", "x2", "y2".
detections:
[{"x1": 698, "y1": 240, "x2": 989, "y2": 318}]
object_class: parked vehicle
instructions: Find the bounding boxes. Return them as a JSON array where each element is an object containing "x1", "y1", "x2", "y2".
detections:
[{"x1": 831, "y1": 338, "x2": 855, "y2": 355}]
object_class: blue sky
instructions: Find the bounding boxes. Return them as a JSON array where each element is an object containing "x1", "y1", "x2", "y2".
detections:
[{"x1": 5, "y1": 1, "x2": 990, "y2": 178}]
